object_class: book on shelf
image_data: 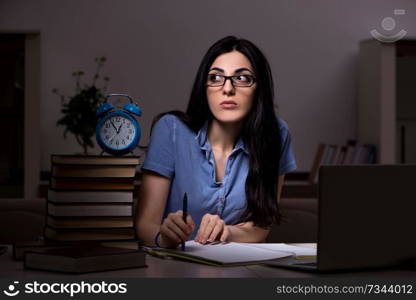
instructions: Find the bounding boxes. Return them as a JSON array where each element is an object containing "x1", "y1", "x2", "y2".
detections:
[
  {"x1": 354, "y1": 144, "x2": 377, "y2": 164},
  {"x1": 52, "y1": 164, "x2": 137, "y2": 178},
  {"x1": 24, "y1": 245, "x2": 146, "y2": 273},
  {"x1": 143, "y1": 241, "x2": 316, "y2": 267},
  {"x1": 336, "y1": 146, "x2": 347, "y2": 164},
  {"x1": 44, "y1": 227, "x2": 136, "y2": 241},
  {"x1": 308, "y1": 143, "x2": 326, "y2": 184},
  {"x1": 47, "y1": 189, "x2": 133, "y2": 203},
  {"x1": 308, "y1": 144, "x2": 339, "y2": 184},
  {"x1": 308, "y1": 142, "x2": 377, "y2": 184},
  {"x1": 51, "y1": 155, "x2": 140, "y2": 166},
  {"x1": 47, "y1": 202, "x2": 133, "y2": 217},
  {"x1": 325, "y1": 145, "x2": 338, "y2": 165},
  {"x1": 47, "y1": 216, "x2": 134, "y2": 229},
  {"x1": 50, "y1": 177, "x2": 136, "y2": 190}
]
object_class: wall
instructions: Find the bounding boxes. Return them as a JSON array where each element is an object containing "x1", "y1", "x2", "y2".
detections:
[{"x1": 1, "y1": 0, "x2": 416, "y2": 171}]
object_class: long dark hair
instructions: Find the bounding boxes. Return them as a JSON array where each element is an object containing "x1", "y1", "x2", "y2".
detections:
[{"x1": 153, "y1": 36, "x2": 282, "y2": 227}]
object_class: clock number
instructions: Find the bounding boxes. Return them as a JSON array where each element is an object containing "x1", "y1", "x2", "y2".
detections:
[
  {"x1": 105, "y1": 135, "x2": 109, "y2": 139},
  {"x1": 105, "y1": 123, "x2": 110, "y2": 128},
  {"x1": 116, "y1": 117, "x2": 120, "y2": 122},
  {"x1": 128, "y1": 129, "x2": 133, "y2": 134},
  {"x1": 126, "y1": 135, "x2": 130, "y2": 140},
  {"x1": 122, "y1": 139, "x2": 126, "y2": 145},
  {"x1": 126, "y1": 123, "x2": 130, "y2": 128},
  {"x1": 116, "y1": 140, "x2": 119, "y2": 145}
]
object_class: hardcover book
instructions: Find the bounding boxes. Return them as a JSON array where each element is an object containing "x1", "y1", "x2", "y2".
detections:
[
  {"x1": 47, "y1": 202, "x2": 133, "y2": 217},
  {"x1": 44, "y1": 227, "x2": 136, "y2": 241},
  {"x1": 52, "y1": 164, "x2": 137, "y2": 178},
  {"x1": 51, "y1": 155, "x2": 140, "y2": 165},
  {"x1": 24, "y1": 245, "x2": 145, "y2": 273},
  {"x1": 50, "y1": 177, "x2": 136, "y2": 190},
  {"x1": 47, "y1": 189, "x2": 133, "y2": 203},
  {"x1": 46, "y1": 216, "x2": 134, "y2": 229}
]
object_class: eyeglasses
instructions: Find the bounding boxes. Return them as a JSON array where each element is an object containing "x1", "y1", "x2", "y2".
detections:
[{"x1": 206, "y1": 73, "x2": 256, "y2": 87}]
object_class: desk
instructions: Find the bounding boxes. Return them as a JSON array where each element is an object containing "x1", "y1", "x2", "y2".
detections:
[{"x1": 0, "y1": 245, "x2": 415, "y2": 278}]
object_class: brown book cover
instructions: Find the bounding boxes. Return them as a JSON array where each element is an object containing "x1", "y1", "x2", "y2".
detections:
[
  {"x1": 24, "y1": 245, "x2": 146, "y2": 273},
  {"x1": 47, "y1": 202, "x2": 133, "y2": 217},
  {"x1": 47, "y1": 216, "x2": 134, "y2": 229},
  {"x1": 51, "y1": 155, "x2": 140, "y2": 166},
  {"x1": 44, "y1": 226, "x2": 136, "y2": 241},
  {"x1": 52, "y1": 164, "x2": 137, "y2": 178},
  {"x1": 13, "y1": 240, "x2": 100, "y2": 261},
  {"x1": 100, "y1": 240, "x2": 140, "y2": 250},
  {"x1": 50, "y1": 177, "x2": 136, "y2": 190},
  {"x1": 47, "y1": 189, "x2": 133, "y2": 203}
]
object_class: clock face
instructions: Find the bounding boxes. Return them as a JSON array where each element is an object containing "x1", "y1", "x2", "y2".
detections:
[{"x1": 99, "y1": 114, "x2": 137, "y2": 150}]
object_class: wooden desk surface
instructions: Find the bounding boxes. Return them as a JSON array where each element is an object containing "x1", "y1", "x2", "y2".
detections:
[
  {"x1": 1, "y1": 245, "x2": 415, "y2": 278},
  {"x1": 0, "y1": 245, "x2": 301, "y2": 278}
]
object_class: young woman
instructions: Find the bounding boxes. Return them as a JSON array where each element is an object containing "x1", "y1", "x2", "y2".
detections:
[{"x1": 136, "y1": 36, "x2": 296, "y2": 248}]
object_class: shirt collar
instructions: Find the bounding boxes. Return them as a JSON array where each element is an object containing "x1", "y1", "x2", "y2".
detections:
[{"x1": 195, "y1": 122, "x2": 249, "y2": 155}]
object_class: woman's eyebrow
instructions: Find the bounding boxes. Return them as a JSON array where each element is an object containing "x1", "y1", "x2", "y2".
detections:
[
  {"x1": 234, "y1": 67, "x2": 254, "y2": 74},
  {"x1": 208, "y1": 67, "x2": 254, "y2": 74},
  {"x1": 209, "y1": 67, "x2": 224, "y2": 73}
]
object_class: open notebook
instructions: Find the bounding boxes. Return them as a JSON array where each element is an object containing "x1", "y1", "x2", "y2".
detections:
[{"x1": 143, "y1": 241, "x2": 316, "y2": 267}]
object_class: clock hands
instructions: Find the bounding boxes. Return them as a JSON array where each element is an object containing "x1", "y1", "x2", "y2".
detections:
[{"x1": 110, "y1": 120, "x2": 118, "y2": 132}]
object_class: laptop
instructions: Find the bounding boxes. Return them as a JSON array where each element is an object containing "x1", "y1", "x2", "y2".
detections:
[{"x1": 266, "y1": 165, "x2": 416, "y2": 272}]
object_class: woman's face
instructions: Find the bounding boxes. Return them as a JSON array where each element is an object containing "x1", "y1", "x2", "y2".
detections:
[{"x1": 206, "y1": 50, "x2": 256, "y2": 124}]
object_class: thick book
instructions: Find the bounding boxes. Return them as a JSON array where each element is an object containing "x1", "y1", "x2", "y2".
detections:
[
  {"x1": 24, "y1": 245, "x2": 146, "y2": 273},
  {"x1": 47, "y1": 189, "x2": 133, "y2": 203},
  {"x1": 100, "y1": 240, "x2": 140, "y2": 250},
  {"x1": 51, "y1": 155, "x2": 140, "y2": 166},
  {"x1": 47, "y1": 202, "x2": 133, "y2": 217},
  {"x1": 13, "y1": 240, "x2": 100, "y2": 261},
  {"x1": 44, "y1": 227, "x2": 136, "y2": 241},
  {"x1": 52, "y1": 164, "x2": 137, "y2": 178},
  {"x1": 50, "y1": 177, "x2": 136, "y2": 190},
  {"x1": 47, "y1": 216, "x2": 134, "y2": 229},
  {"x1": 14, "y1": 240, "x2": 140, "y2": 260},
  {"x1": 143, "y1": 241, "x2": 294, "y2": 266}
]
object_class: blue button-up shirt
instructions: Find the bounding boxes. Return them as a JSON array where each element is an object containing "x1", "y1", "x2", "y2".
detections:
[{"x1": 142, "y1": 114, "x2": 297, "y2": 239}]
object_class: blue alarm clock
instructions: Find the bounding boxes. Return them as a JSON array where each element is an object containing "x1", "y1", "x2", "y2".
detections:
[{"x1": 96, "y1": 94, "x2": 142, "y2": 155}]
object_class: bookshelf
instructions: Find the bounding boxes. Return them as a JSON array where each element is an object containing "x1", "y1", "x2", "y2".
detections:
[{"x1": 358, "y1": 39, "x2": 416, "y2": 163}]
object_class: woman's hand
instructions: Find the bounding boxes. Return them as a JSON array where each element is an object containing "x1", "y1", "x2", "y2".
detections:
[
  {"x1": 195, "y1": 214, "x2": 230, "y2": 244},
  {"x1": 159, "y1": 210, "x2": 195, "y2": 248}
]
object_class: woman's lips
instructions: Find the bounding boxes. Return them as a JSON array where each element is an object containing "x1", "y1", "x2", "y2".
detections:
[{"x1": 220, "y1": 100, "x2": 237, "y2": 109}]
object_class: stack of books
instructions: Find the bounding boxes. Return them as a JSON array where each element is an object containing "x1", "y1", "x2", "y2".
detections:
[
  {"x1": 309, "y1": 141, "x2": 376, "y2": 184},
  {"x1": 45, "y1": 155, "x2": 140, "y2": 249}
]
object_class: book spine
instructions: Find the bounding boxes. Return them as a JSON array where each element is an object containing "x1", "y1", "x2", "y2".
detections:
[{"x1": 47, "y1": 189, "x2": 133, "y2": 203}]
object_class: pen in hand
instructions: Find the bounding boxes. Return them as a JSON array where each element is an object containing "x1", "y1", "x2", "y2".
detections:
[{"x1": 181, "y1": 192, "x2": 188, "y2": 251}]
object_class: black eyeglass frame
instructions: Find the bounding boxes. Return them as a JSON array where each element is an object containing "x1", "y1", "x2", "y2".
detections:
[{"x1": 206, "y1": 74, "x2": 257, "y2": 88}]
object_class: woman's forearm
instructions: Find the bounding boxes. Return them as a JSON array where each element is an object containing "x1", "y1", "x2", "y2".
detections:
[{"x1": 226, "y1": 222, "x2": 270, "y2": 243}]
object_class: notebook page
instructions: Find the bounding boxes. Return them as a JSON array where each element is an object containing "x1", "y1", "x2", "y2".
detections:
[
  {"x1": 246, "y1": 243, "x2": 317, "y2": 257},
  {"x1": 172, "y1": 241, "x2": 292, "y2": 264}
]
